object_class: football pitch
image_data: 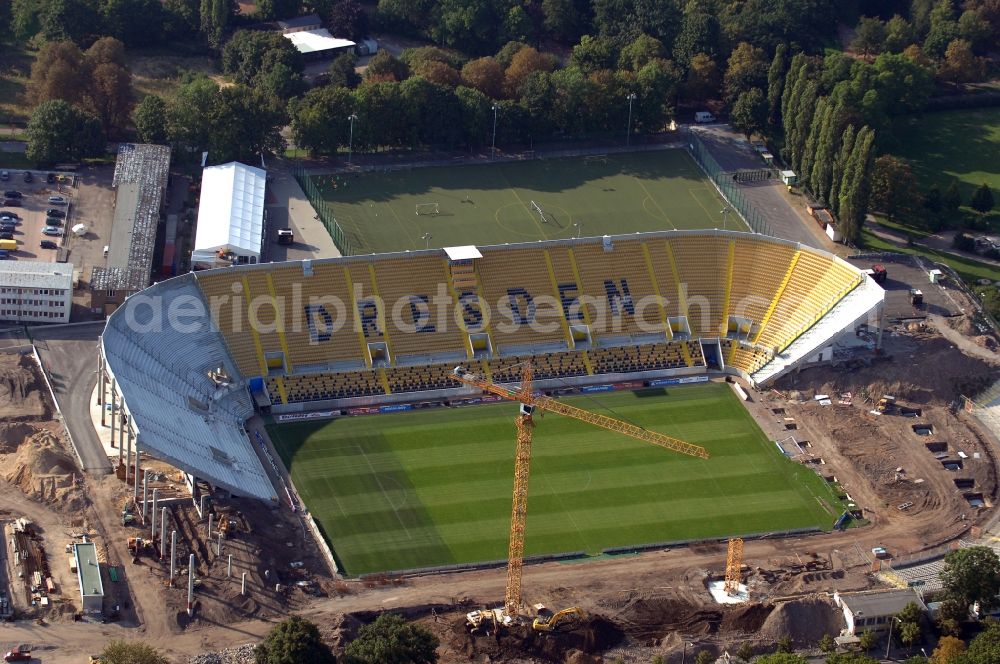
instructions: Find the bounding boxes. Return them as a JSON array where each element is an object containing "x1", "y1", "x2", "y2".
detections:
[
  {"x1": 308, "y1": 149, "x2": 741, "y2": 255},
  {"x1": 268, "y1": 383, "x2": 841, "y2": 576}
]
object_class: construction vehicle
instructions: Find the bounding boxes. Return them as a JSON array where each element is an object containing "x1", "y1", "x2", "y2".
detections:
[
  {"x1": 532, "y1": 607, "x2": 587, "y2": 632},
  {"x1": 451, "y1": 365, "x2": 709, "y2": 624},
  {"x1": 466, "y1": 608, "x2": 510, "y2": 634},
  {"x1": 126, "y1": 537, "x2": 150, "y2": 561},
  {"x1": 910, "y1": 289, "x2": 924, "y2": 307},
  {"x1": 121, "y1": 499, "x2": 135, "y2": 526},
  {"x1": 877, "y1": 395, "x2": 897, "y2": 414}
]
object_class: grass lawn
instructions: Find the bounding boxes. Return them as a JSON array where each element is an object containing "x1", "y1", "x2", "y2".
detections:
[
  {"x1": 893, "y1": 108, "x2": 1000, "y2": 202},
  {"x1": 861, "y1": 227, "x2": 1000, "y2": 283},
  {"x1": 128, "y1": 53, "x2": 222, "y2": 102},
  {"x1": 268, "y1": 383, "x2": 840, "y2": 576},
  {"x1": 0, "y1": 43, "x2": 36, "y2": 124},
  {"x1": 308, "y1": 149, "x2": 737, "y2": 254}
]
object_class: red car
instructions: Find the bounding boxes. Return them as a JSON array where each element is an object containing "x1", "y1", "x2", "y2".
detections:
[{"x1": 4, "y1": 649, "x2": 31, "y2": 662}]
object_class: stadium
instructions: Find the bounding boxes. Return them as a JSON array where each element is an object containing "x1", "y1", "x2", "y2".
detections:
[{"x1": 99, "y1": 223, "x2": 885, "y2": 575}]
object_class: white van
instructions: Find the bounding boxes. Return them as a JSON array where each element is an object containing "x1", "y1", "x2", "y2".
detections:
[{"x1": 694, "y1": 111, "x2": 716, "y2": 123}]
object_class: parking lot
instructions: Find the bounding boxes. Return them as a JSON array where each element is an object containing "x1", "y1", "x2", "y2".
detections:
[{"x1": 1, "y1": 169, "x2": 77, "y2": 262}]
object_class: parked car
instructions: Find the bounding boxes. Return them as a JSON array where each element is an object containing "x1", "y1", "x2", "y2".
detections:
[
  {"x1": 46, "y1": 218, "x2": 63, "y2": 227},
  {"x1": 46, "y1": 172, "x2": 56, "y2": 184},
  {"x1": 45, "y1": 208, "x2": 66, "y2": 218},
  {"x1": 22, "y1": 171, "x2": 32, "y2": 183},
  {"x1": 0, "y1": 171, "x2": 8, "y2": 181},
  {"x1": 0, "y1": 232, "x2": 13, "y2": 240},
  {"x1": 0, "y1": 211, "x2": 20, "y2": 219},
  {"x1": 1, "y1": 198, "x2": 21, "y2": 207},
  {"x1": 40, "y1": 240, "x2": 58, "y2": 249},
  {"x1": 42, "y1": 226, "x2": 63, "y2": 236},
  {"x1": 4, "y1": 190, "x2": 23, "y2": 199},
  {"x1": 0, "y1": 224, "x2": 15, "y2": 233},
  {"x1": 47, "y1": 195, "x2": 67, "y2": 205},
  {"x1": 0, "y1": 250, "x2": 9, "y2": 259},
  {"x1": 3, "y1": 649, "x2": 31, "y2": 662}
]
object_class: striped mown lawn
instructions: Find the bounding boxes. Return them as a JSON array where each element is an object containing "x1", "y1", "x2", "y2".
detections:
[{"x1": 268, "y1": 383, "x2": 840, "y2": 575}]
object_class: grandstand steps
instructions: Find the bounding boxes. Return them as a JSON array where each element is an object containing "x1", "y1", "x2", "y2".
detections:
[{"x1": 752, "y1": 275, "x2": 884, "y2": 385}]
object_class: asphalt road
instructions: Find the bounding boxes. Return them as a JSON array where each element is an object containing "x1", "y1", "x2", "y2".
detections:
[{"x1": 30, "y1": 321, "x2": 110, "y2": 474}]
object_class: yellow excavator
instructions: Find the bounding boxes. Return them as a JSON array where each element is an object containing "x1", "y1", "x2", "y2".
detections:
[
  {"x1": 532, "y1": 607, "x2": 588, "y2": 632},
  {"x1": 452, "y1": 364, "x2": 709, "y2": 629}
]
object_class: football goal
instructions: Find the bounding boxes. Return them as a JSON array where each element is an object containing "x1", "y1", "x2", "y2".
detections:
[
  {"x1": 530, "y1": 200, "x2": 549, "y2": 224},
  {"x1": 415, "y1": 203, "x2": 440, "y2": 216}
]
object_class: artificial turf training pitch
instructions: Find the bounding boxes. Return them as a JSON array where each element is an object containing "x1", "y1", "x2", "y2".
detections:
[
  {"x1": 269, "y1": 383, "x2": 841, "y2": 576},
  {"x1": 309, "y1": 149, "x2": 741, "y2": 254}
]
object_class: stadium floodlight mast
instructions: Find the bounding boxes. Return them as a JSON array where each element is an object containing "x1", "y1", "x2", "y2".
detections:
[
  {"x1": 491, "y1": 104, "x2": 499, "y2": 160},
  {"x1": 347, "y1": 113, "x2": 358, "y2": 165},
  {"x1": 573, "y1": 221, "x2": 581, "y2": 238},
  {"x1": 625, "y1": 93, "x2": 637, "y2": 146},
  {"x1": 720, "y1": 206, "x2": 730, "y2": 230},
  {"x1": 422, "y1": 233, "x2": 432, "y2": 249}
]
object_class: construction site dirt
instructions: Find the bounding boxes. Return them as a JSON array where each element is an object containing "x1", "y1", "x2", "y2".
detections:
[{"x1": 2, "y1": 300, "x2": 1000, "y2": 662}]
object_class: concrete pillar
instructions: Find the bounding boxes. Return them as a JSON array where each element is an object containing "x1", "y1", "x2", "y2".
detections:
[
  {"x1": 199, "y1": 494, "x2": 208, "y2": 518},
  {"x1": 207, "y1": 513, "x2": 213, "y2": 540},
  {"x1": 100, "y1": 371, "x2": 108, "y2": 426},
  {"x1": 118, "y1": 410, "x2": 126, "y2": 452},
  {"x1": 109, "y1": 386, "x2": 116, "y2": 444},
  {"x1": 217, "y1": 532, "x2": 222, "y2": 556},
  {"x1": 125, "y1": 428, "x2": 132, "y2": 485},
  {"x1": 96, "y1": 356, "x2": 104, "y2": 406},
  {"x1": 241, "y1": 572, "x2": 247, "y2": 596},
  {"x1": 187, "y1": 554, "x2": 195, "y2": 616},
  {"x1": 151, "y1": 488, "x2": 159, "y2": 543},
  {"x1": 169, "y1": 530, "x2": 177, "y2": 585},
  {"x1": 133, "y1": 445, "x2": 140, "y2": 500},
  {"x1": 142, "y1": 470, "x2": 149, "y2": 521},
  {"x1": 227, "y1": 554, "x2": 232, "y2": 578},
  {"x1": 160, "y1": 506, "x2": 167, "y2": 559}
]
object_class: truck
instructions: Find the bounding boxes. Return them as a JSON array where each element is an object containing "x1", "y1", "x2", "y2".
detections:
[
  {"x1": 0, "y1": 239, "x2": 16, "y2": 251},
  {"x1": 277, "y1": 228, "x2": 294, "y2": 245},
  {"x1": 695, "y1": 111, "x2": 716, "y2": 123}
]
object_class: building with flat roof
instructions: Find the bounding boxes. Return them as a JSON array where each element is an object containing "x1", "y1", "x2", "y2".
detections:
[
  {"x1": 90, "y1": 143, "x2": 171, "y2": 315},
  {"x1": 73, "y1": 542, "x2": 104, "y2": 614},
  {"x1": 191, "y1": 162, "x2": 267, "y2": 270},
  {"x1": 835, "y1": 589, "x2": 927, "y2": 634},
  {"x1": 276, "y1": 13, "x2": 322, "y2": 33},
  {"x1": 0, "y1": 260, "x2": 73, "y2": 323}
]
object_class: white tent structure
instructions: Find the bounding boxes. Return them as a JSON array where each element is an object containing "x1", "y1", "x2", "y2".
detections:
[{"x1": 191, "y1": 162, "x2": 267, "y2": 270}]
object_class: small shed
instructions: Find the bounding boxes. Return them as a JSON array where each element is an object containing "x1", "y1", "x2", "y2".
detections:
[
  {"x1": 835, "y1": 589, "x2": 926, "y2": 634},
  {"x1": 276, "y1": 14, "x2": 322, "y2": 34},
  {"x1": 73, "y1": 542, "x2": 104, "y2": 614},
  {"x1": 780, "y1": 170, "x2": 797, "y2": 185}
]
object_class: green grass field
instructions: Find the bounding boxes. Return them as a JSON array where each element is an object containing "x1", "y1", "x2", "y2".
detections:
[
  {"x1": 894, "y1": 108, "x2": 1000, "y2": 202},
  {"x1": 309, "y1": 150, "x2": 739, "y2": 254},
  {"x1": 269, "y1": 383, "x2": 841, "y2": 576}
]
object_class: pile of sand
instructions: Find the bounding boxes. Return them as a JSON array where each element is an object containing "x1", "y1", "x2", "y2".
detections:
[
  {"x1": 2, "y1": 426, "x2": 84, "y2": 509},
  {"x1": 758, "y1": 597, "x2": 841, "y2": 646}
]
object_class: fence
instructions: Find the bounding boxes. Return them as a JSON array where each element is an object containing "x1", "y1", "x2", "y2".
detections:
[
  {"x1": 686, "y1": 131, "x2": 773, "y2": 237},
  {"x1": 292, "y1": 166, "x2": 354, "y2": 256}
]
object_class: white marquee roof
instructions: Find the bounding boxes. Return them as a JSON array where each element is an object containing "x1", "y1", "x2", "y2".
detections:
[
  {"x1": 284, "y1": 29, "x2": 355, "y2": 54},
  {"x1": 194, "y1": 162, "x2": 266, "y2": 257}
]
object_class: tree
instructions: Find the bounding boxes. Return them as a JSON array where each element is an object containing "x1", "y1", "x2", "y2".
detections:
[
  {"x1": 289, "y1": 85, "x2": 354, "y2": 154},
  {"x1": 960, "y1": 619, "x2": 1000, "y2": 664},
  {"x1": 207, "y1": 85, "x2": 286, "y2": 163},
  {"x1": 503, "y1": 5, "x2": 532, "y2": 43},
  {"x1": 932, "y1": 635, "x2": 966, "y2": 663},
  {"x1": 87, "y1": 60, "x2": 133, "y2": 134},
  {"x1": 858, "y1": 629, "x2": 877, "y2": 652},
  {"x1": 755, "y1": 655, "x2": 808, "y2": 664},
  {"x1": 837, "y1": 124, "x2": 875, "y2": 243},
  {"x1": 166, "y1": 76, "x2": 220, "y2": 151},
  {"x1": 222, "y1": 31, "x2": 304, "y2": 88},
  {"x1": 37, "y1": 0, "x2": 102, "y2": 45},
  {"x1": 504, "y1": 47, "x2": 555, "y2": 97},
  {"x1": 683, "y1": 52, "x2": 720, "y2": 102},
  {"x1": 133, "y1": 95, "x2": 168, "y2": 143},
  {"x1": 924, "y1": 184, "x2": 944, "y2": 227},
  {"x1": 254, "y1": 0, "x2": 298, "y2": 20},
  {"x1": 777, "y1": 635, "x2": 793, "y2": 653},
  {"x1": 943, "y1": 182, "x2": 963, "y2": 214},
  {"x1": 26, "y1": 99, "x2": 105, "y2": 164},
  {"x1": 27, "y1": 41, "x2": 87, "y2": 108},
  {"x1": 900, "y1": 620, "x2": 923, "y2": 649},
  {"x1": 619, "y1": 34, "x2": 663, "y2": 71},
  {"x1": 365, "y1": 50, "x2": 409, "y2": 82},
  {"x1": 343, "y1": 613, "x2": 438, "y2": 664},
  {"x1": 939, "y1": 39, "x2": 983, "y2": 84},
  {"x1": 541, "y1": 0, "x2": 587, "y2": 42},
  {"x1": 885, "y1": 15, "x2": 916, "y2": 52},
  {"x1": 571, "y1": 35, "x2": 616, "y2": 73},
  {"x1": 871, "y1": 155, "x2": 920, "y2": 222},
  {"x1": 925, "y1": 0, "x2": 960, "y2": 57},
  {"x1": 735, "y1": 642, "x2": 754, "y2": 661},
  {"x1": 825, "y1": 655, "x2": 880, "y2": 664},
  {"x1": 99, "y1": 0, "x2": 166, "y2": 47},
  {"x1": 100, "y1": 640, "x2": 169, "y2": 664},
  {"x1": 673, "y1": 8, "x2": 720, "y2": 68},
  {"x1": 819, "y1": 633, "x2": 836, "y2": 653},
  {"x1": 852, "y1": 16, "x2": 887, "y2": 59},
  {"x1": 255, "y1": 615, "x2": 335, "y2": 664},
  {"x1": 942, "y1": 546, "x2": 1000, "y2": 611},
  {"x1": 327, "y1": 52, "x2": 361, "y2": 88},
  {"x1": 200, "y1": 0, "x2": 233, "y2": 48},
  {"x1": 693, "y1": 651, "x2": 713, "y2": 664},
  {"x1": 730, "y1": 87, "x2": 767, "y2": 140},
  {"x1": 328, "y1": 0, "x2": 368, "y2": 41},
  {"x1": 766, "y1": 42, "x2": 788, "y2": 127},
  {"x1": 722, "y1": 41, "x2": 768, "y2": 106},
  {"x1": 461, "y1": 57, "x2": 504, "y2": 99},
  {"x1": 970, "y1": 183, "x2": 995, "y2": 215}
]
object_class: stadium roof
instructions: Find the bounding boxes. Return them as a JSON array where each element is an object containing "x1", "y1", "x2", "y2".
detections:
[
  {"x1": 193, "y1": 162, "x2": 266, "y2": 258},
  {"x1": 0, "y1": 260, "x2": 73, "y2": 289},
  {"x1": 97, "y1": 144, "x2": 171, "y2": 292},
  {"x1": 284, "y1": 29, "x2": 355, "y2": 54},
  {"x1": 444, "y1": 246, "x2": 482, "y2": 261}
]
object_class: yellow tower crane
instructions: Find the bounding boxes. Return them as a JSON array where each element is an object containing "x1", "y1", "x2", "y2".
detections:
[{"x1": 451, "y1": 364, "x2": 710, "y2": 620}]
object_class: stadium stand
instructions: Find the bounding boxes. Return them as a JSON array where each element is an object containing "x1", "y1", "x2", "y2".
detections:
[
  {"x1": 98, "y1": 230, "x2": 883, "y2": 495},
  {"x1": 101, "y1": 275, "x2": 276, "y2": 500}
]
